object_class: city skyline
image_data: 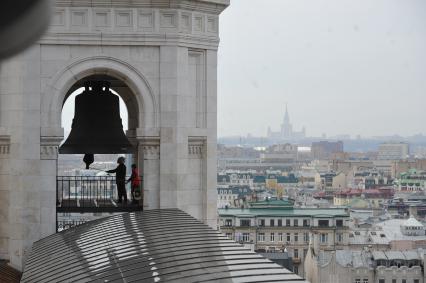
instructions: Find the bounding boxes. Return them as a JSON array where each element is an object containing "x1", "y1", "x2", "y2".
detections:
[{"x1": 217, "y1": 0, "x2": 426, "y2": 138}]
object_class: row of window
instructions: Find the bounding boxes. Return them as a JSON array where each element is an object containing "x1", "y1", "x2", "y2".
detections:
[
  {"x1": 258, "y1": 218, "x2": 312, "y2": 227},
  {"x1": 376, "y1": 279, "x2": 419, "y2": 283},
  {"x1": 226, "y1": 218, "x2": 344, "y2": 227},
  {"x1": 226, "y1": 232, "x2": 344, "y2": 244},
  {"x1": 219, "y1": 195, "x2": 237, "y2": 200},
  {"x1": 257, "y1": 232, "x2": 309, "y2": 243}
]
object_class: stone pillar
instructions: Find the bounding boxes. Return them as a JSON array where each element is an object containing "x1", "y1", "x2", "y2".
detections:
[
  {"x1": 0, "y1": 45, "x2": 46, "y2": 270},
  {"x1": 159, "y1": 46, "x2": 184, "y2": 212},
  {"x1": 0, "y1": 136, "x2": 11, "y2": 260},
  {"x1": 39, "y1": 136, "x2": 62, "y2": 235},
  {"x1": 137, "y1": 137, "x2": 160, "y2": 209}
]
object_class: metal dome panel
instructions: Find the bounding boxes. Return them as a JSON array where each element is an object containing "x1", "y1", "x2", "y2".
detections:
[{"x1": 21, "y1": 209, "x2": 306, "y2": 283}]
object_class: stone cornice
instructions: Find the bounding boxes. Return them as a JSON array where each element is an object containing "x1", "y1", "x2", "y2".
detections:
[
  {"x1": 43, "y1": 6, "x2": 222, "y2": 49},
  {"x1": 39, "y1": 33, "x2": 220, "y2": 49},
  {"x1": 55, "y1": 0, "x2": 229, "y2": 14}
]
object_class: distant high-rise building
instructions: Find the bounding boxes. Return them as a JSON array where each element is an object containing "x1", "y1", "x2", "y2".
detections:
[
  {"x1": 311, "y1": 141, "x2": 344, "y2": 160},
  {"x1": 267, "y1": 104, "x2": 306, "y2": 140},
  {"x1": 377, "y1": 142, "x2": 409, "y2": 160}
]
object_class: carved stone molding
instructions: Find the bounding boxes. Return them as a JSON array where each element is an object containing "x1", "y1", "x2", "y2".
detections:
[
  {"x1": 55, "y1": 0, "x2": 229, "y2": 15},
  {"x1": 48, "y1": 7, "x2": 219, "y2": 35},
  {"x1": 40, "y1": 137, "x2": 63, "y2": 160},
  {"x1": 138, "y1": 137, "x2": 160, "y2": 160},
  {"x1": 188, "y1": 136, "x2": 206, "y2": 159},
  {"x1": 0, "y1": 136, "x2": 11, "y2": 158}
]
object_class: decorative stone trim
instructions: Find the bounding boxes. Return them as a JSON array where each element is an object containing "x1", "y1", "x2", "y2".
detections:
[
  {"x1": 46, "y1": 7, "x2": 220, "y2": 38},
  {"x1": 40, "y1": 137, "x2": 63, "y2": 160},
  {"x1": 188, "y1": 136, "x2": 206, "y2": 159},
  {"x1": 0, "y1": 136, "x2": 11, "y2": 158},
  {"x1": 138, "y1": 137, "x2": 160, "y2": 160},
  {"x1": 55, "y1": 1, "x2": 229, "y2": 15}
]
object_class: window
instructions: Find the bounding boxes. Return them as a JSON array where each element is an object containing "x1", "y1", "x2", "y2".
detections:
[
  {"x1": 355, "y1": 279, "x2": 360, "y2": 283},
  {"x1": 278, "y1": 232, "x2": 283, "y2": 242},
  {"x1": 270, "y1": 233, "x2": 275, "y2": 242},
  {"x1": 242, "y1": 233, "x2": 250, "y2": 242},
  {"x1": 379, "y1": 279, "x2": 385, "y2": 283},
  {"x1": 259, "y1": 219, "x2": 265, "y2": 227},
  {"x1": 225, "y1": 219, "x2": 232, "y2": 227},
  {"x1": 294, "y1": 249, "x2": 299, "y2": 258},
  {"x1": 258, "y1": 233, "x2": 265, "y2": 242},
  {"x1": 270, "y1": 219, "x2": 275, "y2": 227},
  {"x1": 278, "y1": 219, "x2": 282, "y2": 227},
  {"x1": 294, "y1": 219, "x2": 299, "y2": 227},
  {"x1": 303, "y1": 219, "x2": 310, "y2": 227},
  {"x1": 414, "y1": 280, "x2": 419, "y2": 283},
  {"x1": 363, "y1": 279, "x2": 368, "y2": 283},
  {"x1": 286, "y1": 219, "x2": 291, "y2": 226},
  {"x1": 240, "y1": 219, "x2": 250, "y2": 227},
  {"x1": 337, "y1": 233, "x2": 343, "y2": 242},
  {"x1": 336, "y1": 219, "x2": 343, "y2": 227},
  {"x1": 392, "y1": 280, "x2": 396, "y2": 283},
  {"x1": 318, "y1": 220, "x2": 329, "y2": 227},
  {"x1": 294, "y1": 233, "x2": 298, "y2": 243},
  {"x1": 225, "y1": 233, "x2": 233, "y2": 239},
  {"x1": 303, "y1": 232, "x2": 309, "y2": 242},
  {"x1": 303, "y1": 248, "x2": 308, "y2": 258},
  {"x1": 287, "y1": 233, "x2": 291, "y2": 242},
  {"x1": 320, "y1": 233, "x2": 328, "y2": 243},
  {"x1": 402, "y1": 280, "x2": 406, "y2": 283}
]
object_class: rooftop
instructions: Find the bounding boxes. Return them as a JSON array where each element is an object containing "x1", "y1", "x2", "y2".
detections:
[
  {"x1": 375, "y1": 219, "x2": 426, "y2": 241},
  {"x1": 218, "y1": 207, "x2": 349, "y2": 218}
]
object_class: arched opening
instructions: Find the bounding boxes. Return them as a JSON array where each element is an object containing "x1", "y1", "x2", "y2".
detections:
[{"x1": 56, "y1": 74, "x2": 143, "y2": 231}]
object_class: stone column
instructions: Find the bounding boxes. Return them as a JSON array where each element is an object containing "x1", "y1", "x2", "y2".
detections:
[
  {"x1": 39, "y1": 136, "x2": 62, "y2": 235},
  {"x1": 0, "y1": 136, "x2": 11, "y2": 260},
  {"x1": 205, "y1": 49, "x2": 219, "y2": 228},
  {"x1": 0, "y1": 45, "x2": 45, "y2": 270},
  {"x1": 137, "y1": 137, "x2": 160, "y2": 209},
  {"x1": 159, "y1": 46, "x2": 187, "y2": 211}
]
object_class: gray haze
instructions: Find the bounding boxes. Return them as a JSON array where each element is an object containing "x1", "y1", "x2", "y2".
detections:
[{"x1": 218, "y1": 0, "x2": 426, "y2": 138}]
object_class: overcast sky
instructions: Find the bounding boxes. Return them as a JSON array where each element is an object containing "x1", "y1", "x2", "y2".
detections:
[{"x1": 217, "y1": 0, "x2": 426, "y2": 138}]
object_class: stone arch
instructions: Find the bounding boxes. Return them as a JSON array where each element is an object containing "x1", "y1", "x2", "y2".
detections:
[{"x1": 41, "y1": 56, "x2": 158, "y2": 137}]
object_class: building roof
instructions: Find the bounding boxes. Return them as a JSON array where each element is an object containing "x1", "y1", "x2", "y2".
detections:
[
  {"x1": 249, "y1": 199, "x2": 294, "y2": 208},
  {"x1": 375, "y1": 219, "x2": 426, "y2": 241},
  {"x1": 385, "y1": 251, "x2": 405, "y2": 260},
  {"x1": 372, "y1": 251, "x2": 387, "y2": 260},
  {"x1": 218, "y1": 208, "x2": 349, "y2": 218},
  {"x1": 402, "y1": 215, "x2": 424, "y2": 227},
  {"x1": 0, "y1": 261, "x2": 21, "y2": 283},
  {"x1": 21, "y1": 209, "x2": 306, "y2": 283}
]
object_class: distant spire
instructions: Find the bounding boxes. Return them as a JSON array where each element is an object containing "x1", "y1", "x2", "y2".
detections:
[{"x1": 284, "y1": 103, "x2": 290, "y2": 124}]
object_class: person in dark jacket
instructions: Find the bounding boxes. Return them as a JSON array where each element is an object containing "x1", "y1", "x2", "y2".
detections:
[{"x1": 106, "y1": 156, "x2": 127, "y2": 204}]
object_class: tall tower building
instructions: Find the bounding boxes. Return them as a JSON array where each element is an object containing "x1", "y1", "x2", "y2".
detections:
[
  {"x1": 0, "y1": 0, "x2": 229, "y2": 270},
  {"x1": 267, "y1": 104, "x2": 305, "y2": 140},
  {"x1": 281, "y1": 104, "x2": 293, "y2": 139}
]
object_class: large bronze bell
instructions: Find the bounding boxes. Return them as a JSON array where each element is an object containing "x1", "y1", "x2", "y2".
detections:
[{"x1": 59, "y1": 81, "x2": 133, "y2": 155}]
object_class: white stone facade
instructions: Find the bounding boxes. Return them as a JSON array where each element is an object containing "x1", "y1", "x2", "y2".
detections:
[{"x1": 0, "y1": 0, "x2": 228, "y2": 270}]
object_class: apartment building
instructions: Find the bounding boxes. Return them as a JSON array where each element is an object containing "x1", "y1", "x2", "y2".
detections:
[{"x1": 218, "y1": 203, "x2": 350, "y2": 277}]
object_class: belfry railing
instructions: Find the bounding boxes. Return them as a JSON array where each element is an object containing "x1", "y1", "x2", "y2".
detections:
[{"x1": 56, "y1": 176, "x2": 143, "y2": 213}]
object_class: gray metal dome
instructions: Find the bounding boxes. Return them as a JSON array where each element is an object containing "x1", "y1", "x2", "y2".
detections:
[{"x1": 21, "y1": 209, "x2": 305, "y2": 283}]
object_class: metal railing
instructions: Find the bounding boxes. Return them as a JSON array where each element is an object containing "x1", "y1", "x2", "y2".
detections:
[{"x1": 56, "y1": 176, "x2": 143, "y2": 212}]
